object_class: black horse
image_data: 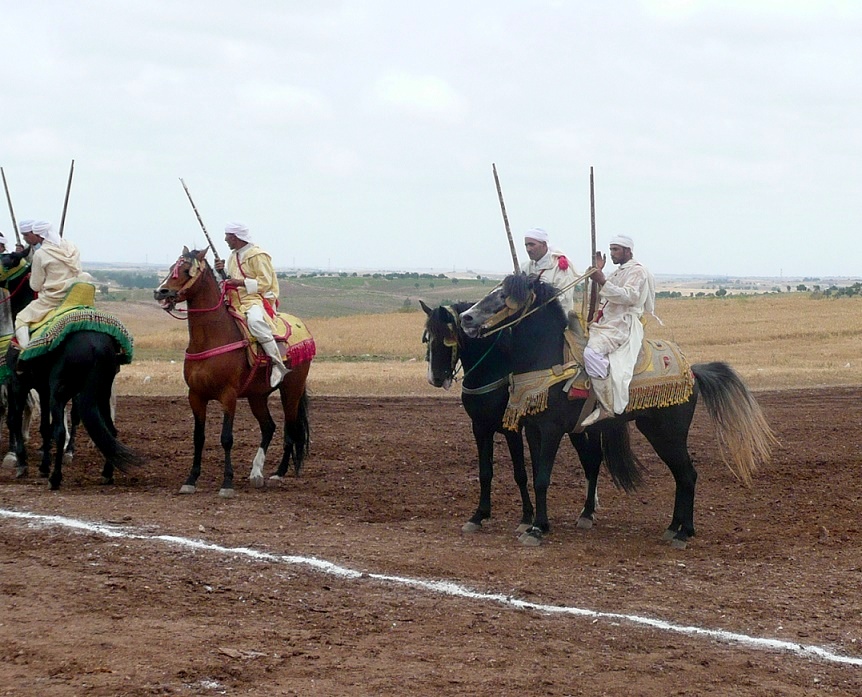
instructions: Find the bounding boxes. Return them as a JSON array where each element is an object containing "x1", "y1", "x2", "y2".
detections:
[
  {"x1": 5, "y1": 327, "x2": 143, "y2": 490},
  {"x1": 460, "y1": 274, "x2": 776, "y2": 548},
  {"x1": 421, "y1": 299, "x2": 603, "y2": 540}
]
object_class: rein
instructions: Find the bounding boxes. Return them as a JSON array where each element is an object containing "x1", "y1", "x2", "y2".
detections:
[
  {"x1": 481, "y1": 268, "x2": 595, "y2": 338},
  {"x1": 0, "y1": 272, "x2": 32, "y2": 305},
  {"x1": 163, "y1": 257, "x2": 230, "y2": 319},
  {"x1": 430, "y1": 306, "x2": 507, "y2": 391}
]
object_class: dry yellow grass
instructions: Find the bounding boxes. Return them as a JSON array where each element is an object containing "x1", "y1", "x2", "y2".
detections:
[{"x1": 106, "y1": 294, "x2": 862, "y2": 397}]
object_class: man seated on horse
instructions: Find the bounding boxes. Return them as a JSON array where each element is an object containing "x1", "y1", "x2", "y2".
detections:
[
  {"x1": 0, "y1": 222, "x2": 29, "y2": 279},
  {"x1": 581, "y1": 234, "x2": 656, "y2": 426},
  {"x1": 520, "y1": 227, "x2": 579, "y2": 315},
  {"x1": 214, "y1": 222, "x2": 288, "y2": 389},
  {"x1": 13, "y1": 220, "x2": 92, "y2": 349}
]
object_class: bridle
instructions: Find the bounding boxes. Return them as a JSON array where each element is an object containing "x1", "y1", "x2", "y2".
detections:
[
  {"x1": 161, "y1": 255, "x2": 228, "y2": 319},
  {"x1": 424, "y1": 305, "x2": 506, "y2": 387}
]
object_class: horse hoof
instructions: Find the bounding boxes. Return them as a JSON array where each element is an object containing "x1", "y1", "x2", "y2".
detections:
[
  {"x1": 15, "y1": 467, "x2": 27, "y2": 479},
  {"x1": 518, "y1": 531, "x2": 542, "y2": 547},
  {"x1": 670, "y1": 538, "x2": 688, "y2": 550},
  {"x1": 576, "y1": 516, "x2": 594, "y2": 530},
  {"x1": 461, "y1": 521, "x2": 482, "y2": 533},
  {"x1": 268, "y1": 474, "x2": 284, "y2": 482},
  {"x1": 179, "y1": 485, "x2": 197, "y2": 494},
  {"x1": 249, "y1": 475, "x2": 265, "y2": 488},
  {"x1": 100, "y1": 477, "x2": 114, "y2": 486},
  {"x1": 515, "y1": 523, "x2": 531, "y2": 534},
  {"x1": 218, "y1": 488, "x2": 236, "y2": 498},
  {"x1": 3, "y1": 452, "x2": 18, "y2": 468},
  {"x1": 63, "y1": 452, "x2": 74, "y2": 465},
  {"x1": 661, "y1": 529, "x2": 677, "y2": 541}
]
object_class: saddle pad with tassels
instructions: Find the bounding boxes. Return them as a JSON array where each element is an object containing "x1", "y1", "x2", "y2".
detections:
[
  {"x1": 566, "y1": 338, "x2": 694, "y2": 411},
  {"x1": 0, "y1": 283, "x2": 134, "y2": 367},
  {"x1": 504, "y1": 364, "x2": 580, "y2": 431},
  {"x1": 227, "y1": 307, "x2": 316, "y2": 369}
]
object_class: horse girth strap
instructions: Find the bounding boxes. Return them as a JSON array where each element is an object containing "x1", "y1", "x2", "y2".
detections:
[{"x1": 502, "y1": 364, "x2": 580, "y2": 431}]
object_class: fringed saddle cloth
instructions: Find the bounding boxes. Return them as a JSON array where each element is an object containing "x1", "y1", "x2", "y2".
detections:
[
  {"x1": 19, "y1": 283, "x2": 134, "y2": 364},
  {"x1": 227, "y1": 306, "x2": 317, "y2": 369},
  {"x1": 503, "y1": 329, "x2": 694, "y2": 431}
]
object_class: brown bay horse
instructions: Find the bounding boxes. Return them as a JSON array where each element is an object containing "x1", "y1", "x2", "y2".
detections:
[{"x1": 154, "y1": 247, "x2": 313, "y2": 496}]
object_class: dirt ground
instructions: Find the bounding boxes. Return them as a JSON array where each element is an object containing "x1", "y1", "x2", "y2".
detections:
[{"x1": 1, "y1": 387, "x2": 861, "y2": 696}]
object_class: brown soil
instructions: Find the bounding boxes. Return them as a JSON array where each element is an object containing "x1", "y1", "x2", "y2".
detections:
[{"x1": 1, "y1": 388, "x2": 861, "y2": 696}]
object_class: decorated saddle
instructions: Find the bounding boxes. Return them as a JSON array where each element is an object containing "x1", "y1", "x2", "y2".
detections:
[
  {"x1": 0, "y1": 283, "x2": 134, "y2": 382},
  {"x1": 226, "y1": 305, "x2": 316, "y2": 369},
  {"x1": 502, "y1": 329, "x2": 694, "y2": 431}
]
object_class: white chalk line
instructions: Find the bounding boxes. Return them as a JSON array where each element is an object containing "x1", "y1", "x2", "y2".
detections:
[{"x1": 2, "y1": 507, "x2": 860, "y2": 668}]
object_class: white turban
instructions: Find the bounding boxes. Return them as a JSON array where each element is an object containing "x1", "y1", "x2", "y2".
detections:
[
  {"x1": 32, "y1": 220, "x2": 61, "y2": 246},
  {"x1": 18, "y1": 219, "x2": 34, "y2": 234},
  {"x1": 524, "y1": 227, "x2": 549, "y2": 243},
  {"x1": 0, "y1": 232, "x2": 7, "y2": 247},
  {"x1": 609, "y1": 235, "x2": 634, "y2": 250},
  {"x1": 225, "y1": 222, "x2": 252, "y2": 243}
]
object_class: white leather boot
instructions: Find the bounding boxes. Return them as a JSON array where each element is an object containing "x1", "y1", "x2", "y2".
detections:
[
  {"x1": 14, "y1": 326, "x2": 30, "y2": 349},
  {"x1": 581, "y1": 376, "x2": 615, "y2": 427},
  {"x1": 260, "y1": 338, "x2": 289, "y2": 388}
]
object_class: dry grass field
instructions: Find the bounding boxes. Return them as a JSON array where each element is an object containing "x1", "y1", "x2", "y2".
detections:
[{"x1": 109, "y1": 293, "x2": 862, "y2": 397}]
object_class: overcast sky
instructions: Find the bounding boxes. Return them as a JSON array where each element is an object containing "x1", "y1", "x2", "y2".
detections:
[{"x1": 1, "y1": 1, "x2": 860, "y2": 277}]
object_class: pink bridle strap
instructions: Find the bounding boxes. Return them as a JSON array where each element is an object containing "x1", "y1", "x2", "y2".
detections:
[{"x1": 185, "y1": 339, "x2": 248, "y2": 361}]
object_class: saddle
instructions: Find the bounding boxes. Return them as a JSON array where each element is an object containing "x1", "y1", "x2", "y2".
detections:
[
  {"x1": 226, "y1": 305, "x2": 316, "y2": 370},
  {"x1": 502, "y1": 318, "x2": 694, "y2": 431},
  {"x1": 0, "y1": 283, "x2": 134, "y2": 382}
]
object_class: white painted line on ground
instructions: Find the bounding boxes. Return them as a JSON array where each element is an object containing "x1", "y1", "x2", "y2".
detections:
[{"x1": 2, "y1": 507, "x2": 860, "y2": 667}]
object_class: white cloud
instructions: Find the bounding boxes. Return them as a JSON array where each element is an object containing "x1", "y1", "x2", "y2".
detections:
[{"x1": 372, "y1": 71, "x2": 466, "y2": 124}]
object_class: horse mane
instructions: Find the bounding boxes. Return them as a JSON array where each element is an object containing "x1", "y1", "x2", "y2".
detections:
[
  {"x1": 502, "y1": 273, "x2": 566, "y2": 328},
  {"x1": 424, "y1": 301, "x2": 474, "y2": 338}
]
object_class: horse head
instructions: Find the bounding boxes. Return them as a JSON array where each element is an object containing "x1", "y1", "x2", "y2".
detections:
[
  {"x1": 154, "y1": 247, "x2": 212, "y2": 311},
  {"x1": 420, "y1": 300, "x2": 460, "y2": 389},
  {"x1": 459, "y1": 273, "x2": 537, "y2": 338}
]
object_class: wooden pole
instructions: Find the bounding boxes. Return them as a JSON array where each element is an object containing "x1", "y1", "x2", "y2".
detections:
[
  {"x1": 179, "y1": 178, "x2": 227, "y2": 280},
  {"x1": 587, "y1": 166, "x2": 599, "y2": 322},
  {"x1": 492, "y1": 163, "x2": 520, "y2": 274},
  {"x1": 0, "y1": 167, "x2": 21, "y2": 246},
  {"x1": 58, "y1": 159, "x2": 75, "y2": 238}
]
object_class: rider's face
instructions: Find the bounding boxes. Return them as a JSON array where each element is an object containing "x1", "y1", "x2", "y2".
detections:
[
  {"x1": 525, "y1": 239, "x2": 547, "y2": 262},
  {"x1": 609, "y1": 244, "x2": 631, "y2": 265}
]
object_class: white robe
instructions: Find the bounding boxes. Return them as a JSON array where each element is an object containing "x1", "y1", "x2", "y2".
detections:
[
  {"x1": 587, "y1": 259, "x2": 656, "y2": 412},
  {"x1": 521, "y1": 249, "x2": 579, "y2": 314}
]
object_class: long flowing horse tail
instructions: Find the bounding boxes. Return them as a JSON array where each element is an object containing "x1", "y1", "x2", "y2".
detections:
[
  {"x1": 77, "y1": 385, "x2": 145, "y2": 472},
  {"x1": 600, "y1": 421, "x2": 646, "y2": 493},
  {"x1": 287, "y1": 388, "x2": 310, "y2": 475},
  {"x1": 691, "y1": 361, "x2": 777, "y2": 486}
]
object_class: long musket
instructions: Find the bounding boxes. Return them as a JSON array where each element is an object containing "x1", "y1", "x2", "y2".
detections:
[
  {"x1": 179, "y1": 178, "x2": 227, "y2": 280},
  {"x1": 0, "y1": 167, "x2": 21, "y2": 245},
  {"x1": 58, "y1": 159, "x2": 75, "y2": 238},
  {"x1": 492, "y1": 163, "x2": 520, "y2": 274},
  {"x1": 586, "y1": 166, "x2": 599, "y2": 322}
]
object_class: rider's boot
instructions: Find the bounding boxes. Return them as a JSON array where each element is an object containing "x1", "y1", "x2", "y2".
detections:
[
  {"x1": 260, "y1": 338, "x2": 289, "y2": 388},
  {"x1": 14, "y1": 326, "x2": 29, "y2": 349},
  {"x1": 581, "y1": 376, "x2": 615, "y2": 427}
]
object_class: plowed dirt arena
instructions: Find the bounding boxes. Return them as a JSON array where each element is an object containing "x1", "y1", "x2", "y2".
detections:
[{"x1": 1, "y1": 388, "x2": 861, "y2": 696}]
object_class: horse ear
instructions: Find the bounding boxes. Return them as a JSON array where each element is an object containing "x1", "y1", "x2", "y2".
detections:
[
  {"x1": 182, "y1": 245, "x2": 190, "y2": 255},
  {"x1": 195, "y1": 249, "x2": 207, "y2": 263},
  {"x1": 419, "y1": 300, "x2": 433, "y2": 316}
]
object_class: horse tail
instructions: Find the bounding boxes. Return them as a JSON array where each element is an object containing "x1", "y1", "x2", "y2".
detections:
[
  {"x1": 288, "y1": 388, "x2": 310, "y2": 475},
  {"x1": 691, "y1": 361, "x2": 777, "y2": 486},
  {"x1": 77, "y1": 388, "x2": 145, "y2": 472},
  {"x1": 600, "y1": 421, "x2": 645, "y2": 493}
]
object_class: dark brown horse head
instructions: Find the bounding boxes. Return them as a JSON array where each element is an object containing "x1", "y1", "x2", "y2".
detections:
[
  {"x1": 459, "y1": 273, "x2": 532, "y2": 338},
  {"x1": 153, "y1": 247, "x2": 211, "y2": 311}
]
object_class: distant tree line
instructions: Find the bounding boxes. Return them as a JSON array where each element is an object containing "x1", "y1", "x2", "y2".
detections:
[{"x1": 89, "y1": 270, "x2": 162, "y2": 289}]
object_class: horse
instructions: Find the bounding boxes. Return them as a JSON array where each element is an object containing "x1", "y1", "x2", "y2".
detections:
[
  {"x1": 459, "y1": 274, "x2": 776, "y2": 548},
  {"x1": 421, "y1": 300, "x2": 603, "y2": 540},
  {"x1": 5, "y1": 328, "x2": 143, "y2": 490},
  {"x1": 153, "y1": 247, "x2": 313, "y2": 497}
]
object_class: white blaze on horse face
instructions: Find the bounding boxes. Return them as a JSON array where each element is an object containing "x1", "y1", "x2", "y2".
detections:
[
  {"x1": 426, "y1": 342, "x2": 453, "y2": 390},
  {"x1": 460, "y1": 287, "x2": 506, "y2": 338}
]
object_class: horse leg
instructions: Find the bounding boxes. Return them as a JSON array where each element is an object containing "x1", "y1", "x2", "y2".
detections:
[
  {"x1": 462, "y1": 426, "x2": 495, "y2": 533},
  {"x1": 247, "y1": 395, "x2": 275, "y2": 488},
  {"x1": 180, "y1": 394, "x2": 208, "y2": 494},
  {"x1": 6, "y1": 386, "x2": 28, "y2": 478},
  {"x1": 37, "y1": 390, "x2": 53, "y2": 479},
  {"x1": 218, "y1": 407, "x2": 236, "y2": 498},
  {"x1": 636, "y1": 413, "x2": 698, "y2": 549},
  {"x1": 506, "y1": 429, "x2": 533, "y2": 533},
  {"x1": 273, "y1": 386, "x2": 310, "y2": 479},
  {"x1": 48, "y1": 396, "x2": 69, "y2": 491},
  {"x1": 520, "y1": 423, "x2": 564, "y2": 546},
  {"x1": 569, "y1": 430, "x2": 602, "y2": 529},
  {"x1": 63, "y1": 402, "x2": 76, "y2": 465}
]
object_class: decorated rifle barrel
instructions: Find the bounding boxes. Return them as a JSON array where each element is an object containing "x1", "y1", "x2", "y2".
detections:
[
  {"x1": 492, "y1": 163, "x2": 520, "y2": 274},
  {"x1": 0, "y1": 167, "x2": 21, "y2": 245}
]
